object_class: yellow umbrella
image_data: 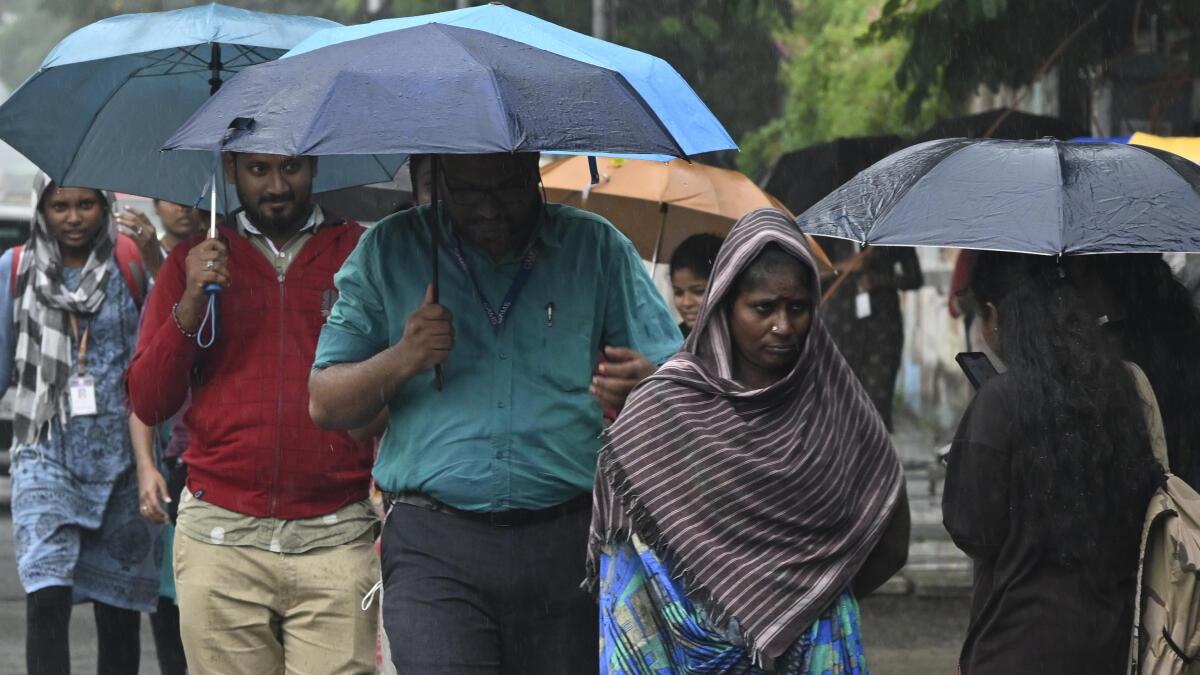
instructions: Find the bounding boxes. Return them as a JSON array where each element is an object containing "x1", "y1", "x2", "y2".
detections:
[
  {"x1": 540, "y1": 156, "x2": 830, "y2": 270},
  {"x1": 1128, "y1": 132, "x2": 1200, "y2": 164}
]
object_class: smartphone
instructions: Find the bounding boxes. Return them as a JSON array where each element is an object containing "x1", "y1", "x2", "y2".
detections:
[{"x1": 955, "y1": 352, "x2": 998, "y2": 390}]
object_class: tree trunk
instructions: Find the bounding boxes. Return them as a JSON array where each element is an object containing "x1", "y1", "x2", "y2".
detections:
[{"x1": 592, "y1": 0, "x2": 608, "y2": 40}]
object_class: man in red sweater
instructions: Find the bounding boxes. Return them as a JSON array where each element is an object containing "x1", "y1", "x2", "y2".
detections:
[{"x1": 127, "y1": 153, "x2": 377, "y2": 675}]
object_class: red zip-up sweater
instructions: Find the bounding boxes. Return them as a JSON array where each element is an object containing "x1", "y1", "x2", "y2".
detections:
[{"x1": 127, "y1": 217, "x2": 373, "y2": 519}]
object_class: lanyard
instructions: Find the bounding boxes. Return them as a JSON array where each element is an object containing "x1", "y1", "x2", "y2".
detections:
[
  {"x1": 448, "y1": 237, "x2": 540, "y2": 336},
  {"x1": 67, "y1": 314, "x2": 91, "y2": 375}
]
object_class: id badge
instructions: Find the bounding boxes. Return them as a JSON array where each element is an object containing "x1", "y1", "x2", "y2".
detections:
[
  {"x1": 855, "y1": 291, "x2": 872, "y2": 319},
  {"x1": 68, "y1": 375, "x2": 98, "y2": 417}
]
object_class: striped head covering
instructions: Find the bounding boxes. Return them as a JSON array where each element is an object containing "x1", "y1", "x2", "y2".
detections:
[
  {"x1": 12, "y1": 173, "x2": 117, "y2": 445},
  {"x1": 588, "y1": 208, "x2": 903, "y2": 663}
]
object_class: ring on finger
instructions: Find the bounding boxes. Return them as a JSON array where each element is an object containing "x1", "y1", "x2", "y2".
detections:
[{"x1": 205, "y1": 260, "x2": 215, "y2": 271}]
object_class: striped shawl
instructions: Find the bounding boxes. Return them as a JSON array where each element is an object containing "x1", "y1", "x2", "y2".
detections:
[{"x1": 588, "y1": 208, "x2": 903, "y2": 664}]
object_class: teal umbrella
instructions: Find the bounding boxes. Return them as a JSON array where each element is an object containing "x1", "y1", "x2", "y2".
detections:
[{"x1": 0, "y1": 3, "x2": 404, "y2": 210}]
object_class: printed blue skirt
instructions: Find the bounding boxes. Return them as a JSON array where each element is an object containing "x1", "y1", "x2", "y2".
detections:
[{"x1": 599, "y1": 536, "x2": 869, "y2": 674}]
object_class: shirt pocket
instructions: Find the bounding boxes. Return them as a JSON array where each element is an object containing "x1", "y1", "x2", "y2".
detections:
[{"x1": 536, "y1": 302, "x2": 597, "y2": 394}]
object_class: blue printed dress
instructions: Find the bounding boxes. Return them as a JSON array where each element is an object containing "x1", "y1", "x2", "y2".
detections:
[
  {"x1": 0, "y1": 252, "x2": 161, "y2": 611},
  {"x1": 599, "y1": 536, "x2": 868, "y2": 675}
]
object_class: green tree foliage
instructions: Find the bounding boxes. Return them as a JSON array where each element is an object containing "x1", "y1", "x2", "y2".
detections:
[
  {"x1": 615, "y1": 0, "x2": 790, "y2": 155},
  {"x1": 737, "y1": 0, "x2": 948, "y2": 180},
  {"x1": 870, "y1": 0, "x2": 1200, "y2": 120}
]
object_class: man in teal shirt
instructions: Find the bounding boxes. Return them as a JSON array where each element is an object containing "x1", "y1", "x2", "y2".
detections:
[{"x1": 309, "y1": 153, "x2": 681, "y2": 673}]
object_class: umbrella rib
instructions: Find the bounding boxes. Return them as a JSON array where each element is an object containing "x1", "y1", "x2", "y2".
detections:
[
  {"x1": 369, "y1": 152, "x2": 396, "y2": 180},
  {"x1": 244, "y1": 46, "x2": 278, "y2": 65},
  {"x1": 840, "y1": 138, "x2": 975, "y2": 245},
  {"x1": 161, "y1": 44, "x2": 210, "y2": 75},
  {"x1": 439, "y1": 26, "x2": 520, "y2": 152}
]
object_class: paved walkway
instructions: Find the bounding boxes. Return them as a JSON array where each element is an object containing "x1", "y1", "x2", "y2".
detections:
[{"x1": 889, "y1": 412, "x2": 974, "y2": 597}]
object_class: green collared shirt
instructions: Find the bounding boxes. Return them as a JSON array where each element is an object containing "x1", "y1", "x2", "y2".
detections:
[{"x1": 313, "y1": 203, "x2": 682, "y2": 511}]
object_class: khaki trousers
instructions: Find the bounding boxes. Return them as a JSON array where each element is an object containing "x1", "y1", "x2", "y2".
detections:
[{"x1": 175, "y1": 531, "x2": 378, "y2": 675}]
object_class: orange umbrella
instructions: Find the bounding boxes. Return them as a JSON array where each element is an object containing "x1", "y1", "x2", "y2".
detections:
[{"x1": 540, "y1": 156, "x2": 830, "y2": 270}]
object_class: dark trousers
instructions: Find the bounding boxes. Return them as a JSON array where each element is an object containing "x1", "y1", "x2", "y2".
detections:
[
  {"x1": 380, "y1": 499, "x2": 598, "y2": 674},
  {"x1": 149, "y1": 596, "x2": 188, "y2": 675}
]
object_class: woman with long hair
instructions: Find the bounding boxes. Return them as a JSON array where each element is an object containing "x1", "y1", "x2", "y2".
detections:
[
  {"x1": 589, "y1": 208, "x2": 909, "y2": 673},
  {"x1": 944, "y1": 251, "x2": 1163, "y2": 674},
  {"x1": 0, "y1": 174, "x2": 159, "y2": 674}
]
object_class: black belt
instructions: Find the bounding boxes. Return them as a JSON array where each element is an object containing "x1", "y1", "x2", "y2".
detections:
[{"x1": 383, "y1": 492, "x2": 591, "y2": 528}]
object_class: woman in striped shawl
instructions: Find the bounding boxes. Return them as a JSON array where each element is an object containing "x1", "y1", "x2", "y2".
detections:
[{"x1": 588, "y1": 208, "x2": 909, "y2": 674}]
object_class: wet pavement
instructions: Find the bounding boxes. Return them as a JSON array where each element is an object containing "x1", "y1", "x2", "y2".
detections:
[{"x1": 0, "y1": 412, "x2": 969, "y2": 674}]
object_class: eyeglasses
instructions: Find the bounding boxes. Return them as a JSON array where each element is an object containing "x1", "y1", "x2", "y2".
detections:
[{"x1": 442, "y1": 175, "x2": 535, "y2": 207}]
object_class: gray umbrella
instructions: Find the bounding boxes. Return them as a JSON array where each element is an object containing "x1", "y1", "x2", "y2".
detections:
[{"x1": 794, "y1": 138, "x2": 1200, "y2": 255}]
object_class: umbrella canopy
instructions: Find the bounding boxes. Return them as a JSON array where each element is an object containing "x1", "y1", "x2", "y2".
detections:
[
  {"x1": 541, "y1": 156, "x2": 788, "y2": 262},
  {"x1": 795, "y1": 137, "x2": 1200, "y2": 255},
  {"x1": 0, "y1": 3, "x2": 404, "y2": 208},
  {"x1": 164, "y1": 22, "x2": 719, "y2": 161},
  {"x1": 764, "y1": 136, "x2": 904, "y2": 216},
  {"x1": 282, "y1": 2, "x2": 734, "y2": 160}
]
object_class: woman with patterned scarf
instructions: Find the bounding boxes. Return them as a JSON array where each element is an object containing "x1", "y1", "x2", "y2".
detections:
[
  {"x1": 588, "y1": 208, "x2": 910, "y2": 674},
  {"x1": 0, "y1": 174, "x2": 160, "y2": 675}
]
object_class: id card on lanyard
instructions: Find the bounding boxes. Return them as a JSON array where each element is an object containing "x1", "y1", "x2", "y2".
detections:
[
  {"x1": 449, "y1": 237, "x2": 541, "y2": 335},
  {"x1": 67, "y1": 314, "x2": 97, "y2": 417}
]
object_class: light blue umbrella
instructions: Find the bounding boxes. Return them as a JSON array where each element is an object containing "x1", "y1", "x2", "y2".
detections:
[
  {"x1": 280, "y1": 3, "x2": 736, "y2": 161},
  {"x1": 0, "y1": 3, "x2": 404, "y2": 209}
]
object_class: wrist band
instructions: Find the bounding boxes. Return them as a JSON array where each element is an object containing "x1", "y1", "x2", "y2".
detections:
[{"x1": 172, "y1": 302, "x2": 198, "y2": 338}]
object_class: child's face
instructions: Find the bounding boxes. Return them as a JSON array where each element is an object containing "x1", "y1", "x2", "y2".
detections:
[{"x1": 671, "y1": 267, "x2": 709, "y2": 330}]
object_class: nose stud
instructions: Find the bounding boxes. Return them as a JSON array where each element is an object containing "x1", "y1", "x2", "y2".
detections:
[{"x1": 770, "y1": 325, "x2": 780, "y2": 334}]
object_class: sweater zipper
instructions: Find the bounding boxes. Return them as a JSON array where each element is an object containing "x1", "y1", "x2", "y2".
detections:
[{"x1": 269, "y1": 271, "x2": 285, "y2": 518}]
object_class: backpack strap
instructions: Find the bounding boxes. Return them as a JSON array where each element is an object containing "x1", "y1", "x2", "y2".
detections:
[
  {"x1": 113, "y1": 234, "x2": 146, "y2": 309},
  {"x1": 9, "y1": 238, "x2": 144, "y2": 308},
  {"x1": 10, "y1": 245, "x2": 21, "y2": 298},
  {"x1": 1127, "y1": 362, "x2": 1170, "y2": 471}
]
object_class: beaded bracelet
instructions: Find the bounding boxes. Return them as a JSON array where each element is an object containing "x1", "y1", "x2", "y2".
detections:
[{"x1": 172, "y1": 302, "x2": 198, "y2": 338}]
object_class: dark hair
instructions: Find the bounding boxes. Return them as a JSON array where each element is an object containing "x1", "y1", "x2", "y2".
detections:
[
  {"x1": 1090, "y1": 254, "x2": 1200, "y2": 486},
  {"x1": 670, "y1": 234, "x2": 724, "y2": 280},
  {"x1": 733, "y1": 243, "x2": 808, "y2": 296},
  {"x1": 970, "y1": 252, "x2": 1161, "y2": 569}
]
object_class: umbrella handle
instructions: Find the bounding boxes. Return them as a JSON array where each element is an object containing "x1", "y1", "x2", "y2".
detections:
[
  {"x1": 198, "y1": 170, "x2": 222, "y2": 347},
  {"x1": 430, "y1": 156, "x2": 444, "y2": 391}
]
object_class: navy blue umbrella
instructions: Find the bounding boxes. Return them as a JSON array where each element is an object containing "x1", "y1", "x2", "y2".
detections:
[
  {"x1": 795, "y1": 138, "x2": 1200, "y2": 255},
  {"x1": 164, "y1": 23, "x2": 696, "y2": 159},
  {"x1": 280, "y1": 2, "x2": 735, "y2": 161}
]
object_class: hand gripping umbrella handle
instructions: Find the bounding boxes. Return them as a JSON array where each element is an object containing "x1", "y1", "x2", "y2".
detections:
[{"x1": 197, "y1": 178, "x2": 221, "y2": 348}]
